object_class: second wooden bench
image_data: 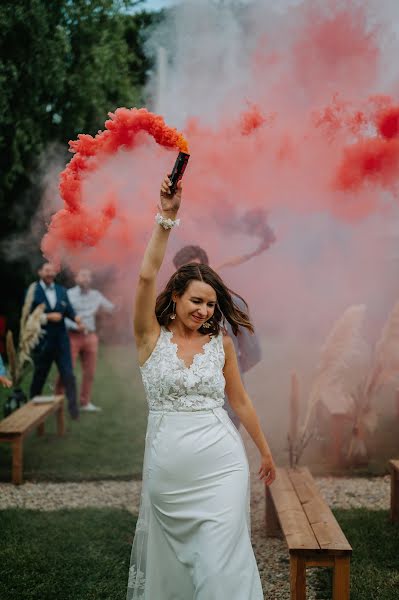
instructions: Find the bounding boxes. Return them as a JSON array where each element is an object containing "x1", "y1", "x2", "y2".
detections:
[
  {"x1": 266, "y1": 467, "x2": 352, "y2": 600},
  {"x1": 0, "y1": 395, "x2": 64, "y2": 485}
]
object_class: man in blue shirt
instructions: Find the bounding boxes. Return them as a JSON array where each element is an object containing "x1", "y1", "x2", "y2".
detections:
[{"x1": 29, "y1": 263, "x2": 82, "y2": 420}]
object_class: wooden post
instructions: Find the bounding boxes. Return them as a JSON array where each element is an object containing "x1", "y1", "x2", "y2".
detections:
[
  {"x1": 290, "y1": 554, "x2": 306, "y2": 600},
  {"x1": 389, "y1": 461, "x2": 399, "y2": 523},
  {"x1": 288, "y1": 372, "x2": 299, "y2": 467},
  {"x1": 331, "y1": 414, "x2": 347, "y2": 467},
  {"x1": 56, "y1": 401, "x2": 65, "y2": 436},
  {"x1": 12, "y1": 437, "x2": 23, "y2": 485},
  {"x1": 37, "y1": 422, "x2": 45, "y2": 436},
  {"x1": 265, "y1": 486, "x2": 281, "y2": 537},
  {"x1": 333, "y1": 556, "x2": 350, "y2": 600},
  {"x1": 395, "y1": 388, "x2": 399, "y2": 420}
]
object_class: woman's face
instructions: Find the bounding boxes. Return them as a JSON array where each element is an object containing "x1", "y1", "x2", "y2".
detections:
[{"x1": 173, "y1": 280, "x2": 217, "y2": 331}]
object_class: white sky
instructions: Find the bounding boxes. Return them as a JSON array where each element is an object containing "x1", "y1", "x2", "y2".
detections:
[{"x1": 139, "y1": 0, "x2": 177, "y2": 10}]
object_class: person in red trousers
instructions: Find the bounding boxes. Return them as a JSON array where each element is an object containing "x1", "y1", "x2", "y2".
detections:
[{"x1": 56, "y1": 269, "x2": 115, "y2": 412}]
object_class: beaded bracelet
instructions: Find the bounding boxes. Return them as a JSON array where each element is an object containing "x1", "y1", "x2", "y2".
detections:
[{"x1": 155, "y1": 213, "x2": 180, "y2": 230}]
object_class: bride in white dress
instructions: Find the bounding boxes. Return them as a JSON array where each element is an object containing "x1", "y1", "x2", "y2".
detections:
[{"x1": 127, "y1": 175, "x2": 276, "y2": 600}]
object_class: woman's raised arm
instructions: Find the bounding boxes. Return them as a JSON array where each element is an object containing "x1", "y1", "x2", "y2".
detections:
[{"x1": 133, "y1": 176, "x2": 182, "y2": 358}]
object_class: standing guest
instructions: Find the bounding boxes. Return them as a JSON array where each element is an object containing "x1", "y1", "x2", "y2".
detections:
[
  {"x1": 29, "y1": 262, "x2": 81, "y2": 420},
  {"x1": 0, "y1": 354, "x2": 12, "y2": 388},
  {"x1": 61, "y1": 268, "x2": 115, "y2": 412},
  {"x1": 173, "y1": 245, "x2": 261, "y2": 429}
]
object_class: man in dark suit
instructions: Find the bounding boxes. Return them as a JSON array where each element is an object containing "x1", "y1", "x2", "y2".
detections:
[
  {"x1": 173, "y1": 245, "x2": 262, "y2": 430},
  {"x1": 29, "y1": 262, "x2": 82, "y2": 419}
]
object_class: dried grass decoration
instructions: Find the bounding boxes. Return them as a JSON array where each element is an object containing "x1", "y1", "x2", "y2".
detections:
[
  {"x1": 292, "y1": 305, "x2": 366, "y2": 467},
  {"x1": 4, "y1": 283, "x2": 45, "y2": 416},
  {"x1": 348, "y1": 299, "x2": 399, "y2": 462},
  {"x1": 291, "y1": 299, "x2": 399, "y2": 467}
]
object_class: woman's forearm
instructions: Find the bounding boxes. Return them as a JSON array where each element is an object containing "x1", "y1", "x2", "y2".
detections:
[
  {"x1": 233, "y1": 399, "x2": 273, "y2": 458},
  {"x1": 139, "y1": 176, "x2": 181, "y2": 281},
  {"x1": 133, "y1": 177, "x2": 181, "y2": 341},
  {"x1": 139, "y1": 218, "x2": 175, "y2": 280}
]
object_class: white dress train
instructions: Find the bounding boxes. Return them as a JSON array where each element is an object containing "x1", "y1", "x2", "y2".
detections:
[{"x1": 127, "y1": 327, "x2": 263, "y2": 599}]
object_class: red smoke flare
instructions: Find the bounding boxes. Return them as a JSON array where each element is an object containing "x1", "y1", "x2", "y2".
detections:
[{"x1": 41, "y1": 108, "x2": 188, "y2": 262}]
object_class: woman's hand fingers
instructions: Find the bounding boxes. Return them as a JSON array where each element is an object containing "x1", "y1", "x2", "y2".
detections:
[
  {"x1": 159, "y1": 174, "x2": 182, "y2": 213},
  {"x1": 265, "y1": 467, "x2": 276, "y2": 485},
  {"x1": 161, "y1": 177, "x2": 171, "y2": 194},
  {"x1": 258, "y1": 460, "x2": 276, "y2": 486}
]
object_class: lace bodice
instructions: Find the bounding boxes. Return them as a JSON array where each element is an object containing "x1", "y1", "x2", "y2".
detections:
[{"x1": 140, "y1": 327, "x2": 226, "y2": 412}]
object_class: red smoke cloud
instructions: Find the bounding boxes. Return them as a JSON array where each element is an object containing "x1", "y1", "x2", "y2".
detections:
[
  {"x1": 239, "y1": 104, "x2": 267, "y2": 136},
  {"x1": 336, "y1": 137, "x2": 399, "y2": 191},
  {"x1": 41, "y1": 108, "x2": 188, "y2": 264},
  {"x1": 336, "y1": 104, "x2": 399, "y2": 191},
  {"x1": 41, "y1": 1, "x2": 399, "y2": 275},
  {"x1": 377, "y1": 106, "x2": 399, "y2": 139}
]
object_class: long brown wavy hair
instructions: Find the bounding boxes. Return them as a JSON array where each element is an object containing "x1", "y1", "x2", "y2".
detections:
[{"x1": 155, "y1": 263, "x2": 254, "y2": 337}]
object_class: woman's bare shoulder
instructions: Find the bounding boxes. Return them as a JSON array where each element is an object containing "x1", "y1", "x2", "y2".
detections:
[{"x1": 222, "y1": 332, "x2": 235, "y2": 353}]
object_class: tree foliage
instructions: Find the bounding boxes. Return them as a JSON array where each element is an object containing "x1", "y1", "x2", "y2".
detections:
[{"x1": 0, "y1": 0, "x2": 159, "y2": 328}]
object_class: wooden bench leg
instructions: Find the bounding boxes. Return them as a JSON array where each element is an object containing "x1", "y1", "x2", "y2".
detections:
[
  {"x1": 57, "y1": 402, "x2": 65, "y2": 436},
  {"x1": 290, "y1": 554, "x2": 306, "y2": 600},
  {"x1": 265, "y1": 485, "x2": 282, "y2": 537},
  {"x1": 12, "y1": 437, "x2": 23, "y2": 485},
  {"x1": 390, "y1": 467, "x2": 399, "y2": 523},
  {"x1": 37, "y1": 422, "x2": 45, "y2": 436},
  {"x1": 333, "y1": 556, "x2": 350, "y2": 600}
]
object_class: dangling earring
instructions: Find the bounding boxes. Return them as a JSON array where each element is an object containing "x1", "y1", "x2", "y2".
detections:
[
  {"x1": 170, "y1": 302, "x2": 176, "y2": 320},
  {"x1": 203, "y1": 320, "x2": 211, "y2": 329}
]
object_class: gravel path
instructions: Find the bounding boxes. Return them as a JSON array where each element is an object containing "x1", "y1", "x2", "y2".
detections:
[
  {"x1": 0, "y1": 474, "x2": 390, "y2": 599},
  {"x1": 0, "y1": 475, "x2": 389, "y2": 513}
]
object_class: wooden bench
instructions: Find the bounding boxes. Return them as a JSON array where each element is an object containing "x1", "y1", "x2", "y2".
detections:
[
  {"x1": 389, "y1": 459, "x2": 399, "y2": 523},
  {"x1": 266, "y1": 467, "x2": 352, "y2": 600},
  {"x1": 0, "y1": 395, "x2": 64, "y2": 485}
]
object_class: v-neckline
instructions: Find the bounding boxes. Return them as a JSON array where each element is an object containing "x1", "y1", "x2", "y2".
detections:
[{"x1": 164, "y1": 327, "x2": 215, "y2": 371}]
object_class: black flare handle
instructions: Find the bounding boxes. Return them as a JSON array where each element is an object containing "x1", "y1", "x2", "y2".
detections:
[{"x1": 169, "y1": 151, "x2": 190, "y2": 194}]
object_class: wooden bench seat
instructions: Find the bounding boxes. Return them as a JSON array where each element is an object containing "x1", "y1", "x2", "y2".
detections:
[
  {"x1": 0, "y1": 395, "x2": 64, "y2": 485},
  {"x1": 266, "y1": 467, "x2": 352, "y2": 600},
  {"x1": 389, "y1": 459, "x2": 399, "y2": 523}
]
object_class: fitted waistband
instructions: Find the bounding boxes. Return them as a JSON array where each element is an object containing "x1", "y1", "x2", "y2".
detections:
[
  {"x1": 147, "y1": 407, "x2": 241, "y2": 443},
  {"x1": 149, "y1": 409, "x2": 217, "y2": 415}
]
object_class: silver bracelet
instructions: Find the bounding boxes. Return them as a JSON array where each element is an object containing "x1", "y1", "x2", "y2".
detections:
[{"x1": 155, "y1": 212, "x2": 180, "y2": 230}]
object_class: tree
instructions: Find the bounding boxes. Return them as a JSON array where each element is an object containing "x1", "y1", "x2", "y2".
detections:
[{"x1": 0, "y1": 0, "x2": 158, "y2": 333}]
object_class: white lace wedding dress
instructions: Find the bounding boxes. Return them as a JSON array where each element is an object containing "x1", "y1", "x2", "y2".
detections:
[{"x1": 127, "y1": 326, "x2": 263, "y2": 599}]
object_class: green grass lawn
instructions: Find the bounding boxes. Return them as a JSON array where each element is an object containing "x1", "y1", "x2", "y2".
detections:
[
  {"x1": 1, "y1": 507, "x2": 398, "y2": 599},
  {"x1": 0, "y1": 345, "x2": 148, "y2": 482},
  {"x1": 314, "y1": 509, "x2": 399, "y2": 600},
  {"x1": 0, "y1": 508, "x2": 135, "y2": 600}
]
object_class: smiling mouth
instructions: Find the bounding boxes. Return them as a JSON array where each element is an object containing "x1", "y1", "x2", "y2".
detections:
[{"x1": 192, "y1": 315, "x2": 204, "y2": 322}]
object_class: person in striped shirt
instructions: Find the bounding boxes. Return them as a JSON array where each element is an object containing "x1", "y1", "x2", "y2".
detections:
[{"x1": 57, "y1": 268, "x2": 115, "y2": 412}]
